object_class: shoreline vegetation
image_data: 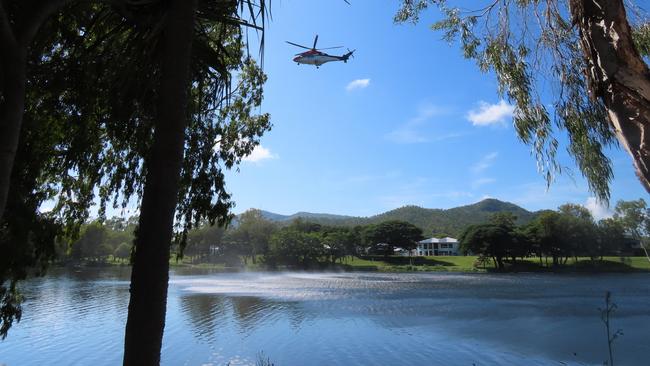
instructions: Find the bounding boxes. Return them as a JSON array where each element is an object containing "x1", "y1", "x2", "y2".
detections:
[{"x1": 65, "y1": 255, "x2": 650, "y2": 274}]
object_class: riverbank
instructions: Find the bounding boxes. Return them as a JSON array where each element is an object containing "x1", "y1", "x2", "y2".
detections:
[
  {"x1": 76, "y1": 255, "x2": 650, "y2": 273},
  {"x1": 340, "y1": 255, "x2": 650, "y2": 273}
]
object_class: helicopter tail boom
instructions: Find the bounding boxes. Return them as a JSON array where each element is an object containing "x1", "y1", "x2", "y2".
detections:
[{"x1": 340, "y1": 49, "x2": 355, "y2": 63}]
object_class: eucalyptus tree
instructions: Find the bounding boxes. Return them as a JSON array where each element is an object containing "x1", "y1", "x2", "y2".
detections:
[
  {"x1": 558, "y1": 203, "x2": 594, "y2": 222},
  {"x1": 613, "y1": 199, "x2": 649, "y2": 239},
  {"x1": 57, "y1": 2, "x2": 271, "y2": 364},
  {"x1": 0, "y1": 2, "x2": 271, "y2": 363},
  {"x1": 229, "y1": 209, "x2": 277, "y2": 263},
  {"x1": 396, "y1": 0, "x2": 650, "y2": 200},
  {"x1": 613, "y1": 199, "x2": 650, "y2": 260}
]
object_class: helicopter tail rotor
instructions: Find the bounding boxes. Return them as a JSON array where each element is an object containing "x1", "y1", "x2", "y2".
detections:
[{"x1": 342, "y1": 49, "x2": 355, "y2": 63}]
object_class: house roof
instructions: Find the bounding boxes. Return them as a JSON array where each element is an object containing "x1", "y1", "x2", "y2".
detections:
[{"x1": 418, "y1": 237, "x2": 458, "y2": 244}]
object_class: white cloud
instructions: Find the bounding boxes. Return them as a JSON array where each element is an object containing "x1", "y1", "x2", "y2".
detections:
[
  {"x1": 584, "y1": 197, "x2": 613, "y2": 221},
  {"x1": 346, "y1": 78, "x2": 370, "y2": 91},
  {"x1": 471, "y1": 152, "x2": 499, "y2": 173},
  {"x1": 242, "y1": 145, "x2": 277, "y2": 163},
  {"x1": 467, "y1": 100, "x2": 514, "y2": 126},
  {"x1": 386, "y1": 104, "x2": 447, "y2": 144}
]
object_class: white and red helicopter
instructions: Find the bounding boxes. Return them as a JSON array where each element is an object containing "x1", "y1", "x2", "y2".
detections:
[{"x1": 287, "y1": 35, "x2": 355, "y2": 68}]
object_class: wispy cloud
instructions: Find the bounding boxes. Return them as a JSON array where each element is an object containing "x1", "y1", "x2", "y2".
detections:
[
  {"x1": 386, "y1": 126, "x2": 429, "y2": 144},
  {"x1": 379, "y1": 190, "x2": 474, "y2": 209},
  {"x1": 467, "y1": 100, "x2": 514, "y2": 126},
  {"x1": 346, "y1": 78, "x2": 371, "y2": 91},
  {"x1": 386, "y1": 104, "x2": 446, "y2": 144},
  {"x1": 471, "y1": 177, "x2": 496, "y2": 189},
  {"x1": 584, "y1": 197, "x2": 613, "y2": 221},
  {"x1": 242, "y1": 145, "x2": 278, "y2": 163},
  {"x1": 471, "y1": 152, "x2": 499, "y2": 173},
  {"x1": 502, "y1": 181, "x2": 585, "y2": 210}
]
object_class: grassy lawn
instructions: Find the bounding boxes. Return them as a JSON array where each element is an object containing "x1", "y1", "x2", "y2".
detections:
[
  {"x1": 343, "y1": 256, "x2": 483, "y2": 272},
  {"x1": 97, "y1": 255, "x2": 650, "y2": 273},
  {"x1": 341, "y1": 255, "x2": 650, "y2": 273}
]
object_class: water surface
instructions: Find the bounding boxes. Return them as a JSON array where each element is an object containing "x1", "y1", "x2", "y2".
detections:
[{"x1": 1, "y1": 268, "x2": 649, "y2": 365}]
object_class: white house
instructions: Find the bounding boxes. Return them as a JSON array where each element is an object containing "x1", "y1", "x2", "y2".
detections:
[{"x1": 416, "y1": 237, "x2": 460, "y2": 256}]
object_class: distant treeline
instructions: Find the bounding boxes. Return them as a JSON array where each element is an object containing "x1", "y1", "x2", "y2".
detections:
[
  {"x1": 460, "y1": 203, "x2": 645, "y2": 270},
  {"x1": 63, "y1": 199, "x2": 649, "y2": 270}
]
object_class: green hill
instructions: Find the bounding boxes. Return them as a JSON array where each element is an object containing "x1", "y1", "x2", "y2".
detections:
[{"x1": 255, "y1": 199, "x2": 537, "y2": 237}]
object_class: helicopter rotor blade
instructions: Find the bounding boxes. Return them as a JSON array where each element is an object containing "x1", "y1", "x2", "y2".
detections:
[
  {"x1": 317, "y1": 46, "x2": 343, "y2": 50},
  {"x1": 313, "y1": 35, "x2": 318, "y2": 49},
  {"x1": 286, "y1": 41, "x2": 311, "y2": 50}
]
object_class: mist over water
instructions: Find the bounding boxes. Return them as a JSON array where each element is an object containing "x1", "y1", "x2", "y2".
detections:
[{"x1": 1, "y1": 268, "x2": 649, "y2": 365}]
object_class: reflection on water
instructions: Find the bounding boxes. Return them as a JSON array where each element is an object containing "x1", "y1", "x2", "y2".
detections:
[
  {"x1": 180, "y1": 294, "x2": 227, "y2": 342},
  {"x1": 1, "y1": 269, "x2": 649, "y2": 365}
]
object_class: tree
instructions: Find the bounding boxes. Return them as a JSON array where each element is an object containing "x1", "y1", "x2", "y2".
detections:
[
  {"x1": 613, "y1": 198, "x2": 650, "y2": 259},
  {"x1": 395, "y1": 0, "x2": 650, "y2": 200},
  {"x1": 229, "y1": 209, "x2": 277, "y2": 264},
  {"x1": 363, "y1": 220, "x2": 423, "y2": 256},
  {"x1": 613, "y1": 199, "x2": 649, "y2": 239},
  {"x1": 70, "y1": 221, "x2": 108, "y2": 261},
  {"x1": 528, "y1": 210, "x2": 593, "y2": 266},
  {"x1": 489, "y1": 212, "x2": 517, "y2": 230},
  {"x1": 113, "y1": 242, "x2": 132, "y2": 263},
  {"x1": 322, "y1": 229, "x2": 355, "y2": 264},
  {"x1": 558, "y1": 204, "x2": 594, "y2": 222},
  {"x1": 489, "y1": 212, "x2": 528, "y2": 264},
  {"x1": 558, "y1": 203, "x2": 597, "y2": 261},
  {"x1": 459, "y1": 223, "x2": 512, "y2": 269},
  {"x1": 1, "y1": 0, "x2": 272, "y2": 350},
  {"x1": 598, "y1": 218, "x2": 627, "y2": 258},
  {"x1": 267, "y1": 229, "x2": 325, "y2": 267},
  {"x1": 122, "y1": 1, "x2": 198, "y2": 364},
  {"x1": 0, "y1": 0, "x2": 71, "y2": 221},
  {"x1": 185, "y1": 223, "x2": 224, "y2": 261}
]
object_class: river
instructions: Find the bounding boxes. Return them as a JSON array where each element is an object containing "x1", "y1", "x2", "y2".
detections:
[{"x1": 0, "y1": 268, "x2": 649, "y2": 365}]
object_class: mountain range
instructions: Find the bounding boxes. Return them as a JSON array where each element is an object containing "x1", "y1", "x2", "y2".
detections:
[{"x1": 255, "y1": 198, "x2": 538, "y2": 237}]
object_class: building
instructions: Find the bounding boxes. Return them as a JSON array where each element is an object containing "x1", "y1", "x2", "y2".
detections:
[{"x1": 416, "y1": 237, "x2": 460, "y2": 256}]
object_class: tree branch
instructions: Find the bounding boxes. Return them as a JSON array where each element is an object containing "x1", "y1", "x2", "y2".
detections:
[
  {"x1": 0, "y1": 1, "x2": 16, "y2": 46},
  {"x1": 16, "y1": 0, "x2": 70, "y2": 46}
]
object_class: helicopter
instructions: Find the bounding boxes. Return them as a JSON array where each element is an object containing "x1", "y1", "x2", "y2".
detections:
[{"x1": 287, "y1": 35, "x2": 355, "y2": 68}]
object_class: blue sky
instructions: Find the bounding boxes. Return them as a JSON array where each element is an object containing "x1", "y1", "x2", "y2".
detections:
[{"x1": 224, "y1": 0, "x2": 647, "y2": 219}]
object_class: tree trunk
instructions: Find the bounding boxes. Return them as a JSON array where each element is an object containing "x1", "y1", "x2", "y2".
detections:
[
  {"x1": 0, "y1": 0, "x2": 67, "y2": 222},
  {"x1": 570, "y1": 0, "x2": 650, "y2": 193},
  {"x1": 496, "y1": 256, "x2": 504, "y2": 270},
  {"x1": 0, "y1": 43, "x2": 26, "y2": 222},
  {"x1": 122, "y1": 0, "x2": 196, "y2": 365}
]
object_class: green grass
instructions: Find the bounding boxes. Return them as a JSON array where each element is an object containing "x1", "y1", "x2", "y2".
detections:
[
  {"x1": 342, "y1": 256, "x2": 482, "y2": 272},
  {"x1": 341, "y1": 255, "x2": 650, "y2": 273},
  {"x1": 93, "y1": 254, "x2": 650, "y2": 273}
]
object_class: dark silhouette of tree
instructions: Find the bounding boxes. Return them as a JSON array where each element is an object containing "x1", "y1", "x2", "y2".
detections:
[
  {"x1": 1, "y1": 0, "x2": 271, "y2": 359},
  {"x1": 122, "y1": 1, "x2": 198, "y2": 363}
]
